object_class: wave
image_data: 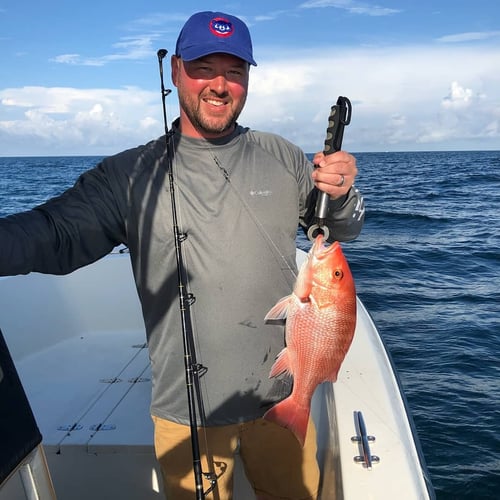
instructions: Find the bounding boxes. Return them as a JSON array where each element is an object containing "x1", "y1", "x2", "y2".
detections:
[{"x1": 366, "y1": 209, "x2": 452, "y2": 224}]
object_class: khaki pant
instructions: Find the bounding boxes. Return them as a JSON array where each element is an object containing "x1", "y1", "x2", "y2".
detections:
[{"x1": 152, "y1": 416, "x2": 320, "y2": 500}]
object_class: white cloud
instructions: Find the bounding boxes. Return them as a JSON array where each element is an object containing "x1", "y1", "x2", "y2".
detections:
[
  {"x1": 0, "y1": 86, "x2": 163, "y2": 155},
  {"x1": 441, "y1": 81, "x2": 477, "y2": 110},
  {"x1": 1, "y1": 43, "x2": 499, "y2": 154},
  {"x1": 51, "y1": 54, "x2": 81, "y2": 65},
  {"x1": 242, "y1": 44, "x2": 500, "y2": 151},
  {"x1": 50, "y1": 35, "x2": 159, "y2": 67},
  {"x1": 436, "y1": 31, "x2": 500, "y2": 43},
  {"x1": 299, "y1": 0, "x2": 401, "y2": 16}
]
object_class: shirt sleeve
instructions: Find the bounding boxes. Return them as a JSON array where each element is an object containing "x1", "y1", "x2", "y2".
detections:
[
  {"x1": 300, "y1": 185, "x2": 365, "y2": 243},
  {"x1": 0, "y1": 162, "x2": 127, "y2": 276}
]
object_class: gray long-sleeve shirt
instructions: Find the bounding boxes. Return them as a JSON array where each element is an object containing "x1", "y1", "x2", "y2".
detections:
[{"x1": 0, "y1": 124, "x2": 365, "y2": 424}]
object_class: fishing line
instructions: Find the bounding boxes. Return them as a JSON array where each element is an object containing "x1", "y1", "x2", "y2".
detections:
[
  {"x1": 172, "y1": 140, "x2": 299, "y2": 287},
  {"x1": 210, "y1": 152, "x2": 299, "y2": 287}
]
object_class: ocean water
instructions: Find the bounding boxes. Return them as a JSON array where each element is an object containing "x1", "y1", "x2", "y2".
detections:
[{"x1": 1, "y1": 151, "x2": 499, "y2": 499}]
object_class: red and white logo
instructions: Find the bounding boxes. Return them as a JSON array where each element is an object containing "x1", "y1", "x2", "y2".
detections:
[{"x1": 209, "y1": 17, "x2": 234, "y2": 37}]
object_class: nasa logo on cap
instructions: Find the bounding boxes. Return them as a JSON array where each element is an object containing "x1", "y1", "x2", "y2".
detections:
[{"x1": 209, "y1": 17, "x2": 234, "y2": 38}]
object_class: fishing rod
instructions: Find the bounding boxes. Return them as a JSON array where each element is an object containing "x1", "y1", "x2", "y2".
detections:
[
  {"x1": 307, "y1": 96, "x2": 352, "y2": 241},
  {"x1": 157, "y1": 48, "x2": 217, "y2": 500}
]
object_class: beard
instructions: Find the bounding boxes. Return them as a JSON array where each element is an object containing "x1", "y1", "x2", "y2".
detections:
[{"x1": 178, "y1": 90, "x2": 247, "y2": 136}]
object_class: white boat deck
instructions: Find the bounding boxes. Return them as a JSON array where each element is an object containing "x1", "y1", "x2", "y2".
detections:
[
  {"x1": 0, "y1": 250, "x2": 434, "y2": 499},
  {"x1": 17, "y1": 330, "x2": 152, "y2": 451}
]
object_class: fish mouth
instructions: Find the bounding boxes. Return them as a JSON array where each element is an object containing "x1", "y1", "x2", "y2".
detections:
[{"x1": 312, "y1": 233, "x2": 340, "y2": 259}]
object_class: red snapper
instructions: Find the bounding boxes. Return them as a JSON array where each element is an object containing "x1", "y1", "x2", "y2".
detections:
[{"x1": 264, "y1": 234, "x2": 357, "y2": 446}]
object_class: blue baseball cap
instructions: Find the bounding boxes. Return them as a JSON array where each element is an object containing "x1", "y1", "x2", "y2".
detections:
[{"x1": 175, "y1": 11, "x2": 257, "y2": 66}]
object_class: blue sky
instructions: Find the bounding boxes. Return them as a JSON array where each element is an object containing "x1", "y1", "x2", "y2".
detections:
[{"x1": 1, "y1": 0, "x2": 499, "y2": 155}]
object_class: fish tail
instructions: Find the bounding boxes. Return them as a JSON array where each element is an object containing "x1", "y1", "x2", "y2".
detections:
[{"x1": 263, "y1": 397, "x2": 310, "y2": 447}]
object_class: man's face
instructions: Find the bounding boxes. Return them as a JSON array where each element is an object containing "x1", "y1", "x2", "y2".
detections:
[{"x1": 171, "y1": 53, "x2": 250, "y2": 139}]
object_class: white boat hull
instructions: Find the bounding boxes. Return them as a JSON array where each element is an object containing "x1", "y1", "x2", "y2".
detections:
[{"x1": 0, "y1": 249, "x2": 433, "y2": 499}]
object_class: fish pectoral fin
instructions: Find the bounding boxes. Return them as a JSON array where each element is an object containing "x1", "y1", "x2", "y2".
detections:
[
  {"x1": 293, "y1": 258, "x2": 313, "y2": 300},
  {"x1": 269, "y1": 348, "x2": 292, "y2": 378},
  {"x1": 264, "y1": 296, "x2": 291, "y2": 323}
]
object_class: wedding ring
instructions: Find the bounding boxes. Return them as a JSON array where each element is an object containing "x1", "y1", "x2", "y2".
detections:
[{"x1": 337, "y1": 174, "x2": 345, "y2": 187}]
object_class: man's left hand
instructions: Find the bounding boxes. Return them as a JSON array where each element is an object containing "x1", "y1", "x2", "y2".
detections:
[{"x1": 311, "y1": 150, "x2": 358, "y2": 200}]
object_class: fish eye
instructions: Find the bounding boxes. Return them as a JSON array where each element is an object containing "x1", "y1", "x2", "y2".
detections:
[{"x1": 334, "y1": 269, "x2": 343, "y2": 280}]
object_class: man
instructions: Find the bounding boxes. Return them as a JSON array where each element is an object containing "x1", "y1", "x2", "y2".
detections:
[{"x1": 0, "y1": 11, "x2": 364, "y2": 500}]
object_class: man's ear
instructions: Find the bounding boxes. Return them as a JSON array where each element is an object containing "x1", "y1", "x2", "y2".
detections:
[{"x1": 171, "y1": 55, "x2": 180, "y2": 87}]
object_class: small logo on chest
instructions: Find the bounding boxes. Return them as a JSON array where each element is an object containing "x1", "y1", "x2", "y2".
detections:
[{"x1": 249, "y1": 189, "x2": 273, "y2": 197}]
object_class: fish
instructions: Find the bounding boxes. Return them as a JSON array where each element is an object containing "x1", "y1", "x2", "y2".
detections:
[{"x1": 263, "y1": 234, "x2": 357, "y2": 446}]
